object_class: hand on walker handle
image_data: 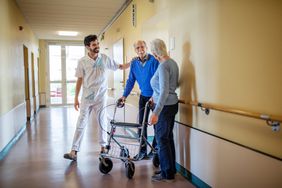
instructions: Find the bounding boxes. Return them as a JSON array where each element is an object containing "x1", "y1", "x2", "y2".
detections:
[
  {"x1": 117, "y1": 96, "x2": 126, "y2": 108},
  {"x1": 148, "y1": 98, "x2": 155, "y2": 109}
]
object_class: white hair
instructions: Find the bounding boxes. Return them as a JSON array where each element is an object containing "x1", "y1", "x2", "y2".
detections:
[
  {"x1": 133, "y1": 40, "x2": 147, "y2": 48},
  {"x1": 150, "y1": 39, "x2": 168, "y2": 56}
]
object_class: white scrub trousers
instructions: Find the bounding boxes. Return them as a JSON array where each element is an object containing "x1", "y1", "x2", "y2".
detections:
[{"x1": 71, "y1": 96, "x2": 108, "y2": 152}]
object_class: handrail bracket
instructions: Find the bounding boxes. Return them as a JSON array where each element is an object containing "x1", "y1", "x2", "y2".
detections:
[
  {"x1": 266, "y1": 120, "x2": 280, "y2": 132},
  {"x1": 201, "y1": 107, "x2": 210, "y2": 115},
  {"x1": 198, "y1": 102, "x2": 210, "y2": 115}
]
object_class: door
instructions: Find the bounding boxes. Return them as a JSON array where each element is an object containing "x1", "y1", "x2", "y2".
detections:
[
  {"x1": 48, "y1": 44, "x2": 85, "y2": 105},
  {"x1": 31, "y1": 52, "x2": 37, "y2": 114},
  {"x1": 23, "y1": 45, "x2": 31, "y2": 120}
]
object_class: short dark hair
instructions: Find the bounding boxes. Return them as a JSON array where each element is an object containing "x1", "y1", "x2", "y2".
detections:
[{"x1": 84, "y1": 34, "x2": 98, "y2": 46}]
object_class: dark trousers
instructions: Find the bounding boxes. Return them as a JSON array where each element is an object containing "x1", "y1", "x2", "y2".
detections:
[
  {"x1": 155, "y1": 103, "x2": 178, "y2": 179},
  {"x1": 138, "y1": 95, "x2": 151, "y2": 154}
]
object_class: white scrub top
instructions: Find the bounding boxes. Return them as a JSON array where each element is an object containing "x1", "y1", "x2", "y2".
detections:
[{"x1": 75, "y1": 53, "x2": 119, "y2": 104}]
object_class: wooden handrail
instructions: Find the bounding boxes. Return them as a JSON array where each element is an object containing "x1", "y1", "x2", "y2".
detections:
[{"x1": 178, "y1": 99, "x2": 281, "y2": 131}]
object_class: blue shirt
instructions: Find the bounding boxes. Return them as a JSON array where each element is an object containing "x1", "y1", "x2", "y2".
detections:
[
  {"x1": 123, "y1": 54, "x2": 159, "y2": 97},
  {"x1": 150, "y1": 58, "x2": 179, "y2": 116}
]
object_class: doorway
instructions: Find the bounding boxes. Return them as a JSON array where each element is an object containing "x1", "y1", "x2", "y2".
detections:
[
  {"x1": 47, "y1": 44, "x2": 85, "y2": 105},
  {"x1": 23, "y1": 45, "x2": 31, "y2": 120}
]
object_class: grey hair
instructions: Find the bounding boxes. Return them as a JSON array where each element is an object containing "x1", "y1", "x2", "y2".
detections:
[
  {"x1": 150, "y1": 39, "x2": 168, "y2": 56},
  {"x1": 133, "y1": 40, "x2": 147, "y2": 48}
]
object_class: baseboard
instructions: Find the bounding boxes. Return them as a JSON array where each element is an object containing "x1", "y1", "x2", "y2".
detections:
[
  {"x1": 0, "y1": 125, "x2": 26, "y2": 161},
  {"x1": 148, "y1": 134, "x2": 210, "y2": 187},
  {"x1": 176, "y1": 163, "x2": 211, "y2": 188}
]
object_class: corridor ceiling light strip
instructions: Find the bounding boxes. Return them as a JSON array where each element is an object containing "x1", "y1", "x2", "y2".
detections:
[{"x1": 58, "y1": 31, "x2": 78, "y2": 36}]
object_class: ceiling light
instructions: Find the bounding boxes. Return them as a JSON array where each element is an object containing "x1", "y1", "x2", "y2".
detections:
[{"x1": 58, "y1": 31, "x2": 78, "y2": 36}]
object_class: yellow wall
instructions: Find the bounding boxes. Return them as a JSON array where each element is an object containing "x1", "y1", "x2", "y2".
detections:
[
  {"x1": 169, "y1": 0, "x2": 282, "y2": 158},
  {"x1": 101, "y1": 0, "x2": 282, "y2": 158},
  {"x1": 100, "y1": 0, "x2": 156, "y2": 92},
  {"x1": 0, "y1": 0, "x2": 39, "y2": 115}
]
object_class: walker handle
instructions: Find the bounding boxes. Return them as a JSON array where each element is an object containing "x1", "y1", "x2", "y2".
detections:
[
  {"x1": 148, "y1": 100, "x2": 155, "y2": 110},
  {"x1": 116, "y1": 98, "x2": 125, "y2": 108}
]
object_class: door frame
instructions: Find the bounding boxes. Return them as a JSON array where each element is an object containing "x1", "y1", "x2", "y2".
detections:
[
  {"x1": 23, "y1": 45, "x2": 31, "y2": 120},
  {"x1": 31, "y1": 52, "x2": 37, "y2": 114},
  {"x1": 112, "y1": 38, "x2": 124, "y2": 96},
  {"x1": 46, "y1": 41, "x2": 85, "y2": 106}
]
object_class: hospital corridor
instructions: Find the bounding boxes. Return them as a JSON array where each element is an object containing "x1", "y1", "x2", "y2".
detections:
[
  {"x1": 0, "y1": 0, "x2": 281, "y2": 188},
  {"x1": 0, "y1": 102, "x2": 194, "y2": 188}
]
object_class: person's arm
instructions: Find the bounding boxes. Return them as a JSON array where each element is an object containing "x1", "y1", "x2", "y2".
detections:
[
  {"x1": 148, "y1": 98, "x2": 157, "y2": 125},
  {"x1": 122, "y1": 63, "x2": 136, "y2": 98},
  {"x1": 120, "y1": 57, "x2": 137, "y2": 70},
  {"x1": 153, "y1": 65, "x2": 170, "y2": 116},
  {"x1": 149, "y1": 66, "x2": 169, "y2": 125},
  {"x1": 74, "y1": 59, "x2": 83, "y2": 111},
  {"x1": 104, "y1": 55, "x2": 120, "y2": 70},
  {"x1": 119, "y1": 62, "x2": 131, "y2": 70},
  {"x1": 74, "y1": 77, "x2": 83, "y2": 111}
]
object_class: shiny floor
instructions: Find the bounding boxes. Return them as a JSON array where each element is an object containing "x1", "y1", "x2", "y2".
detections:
[{"x1": 0, "y1": 106, "x2": 194, "y2": 188}]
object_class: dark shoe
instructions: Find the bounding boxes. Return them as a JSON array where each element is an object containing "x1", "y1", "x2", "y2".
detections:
[
  {"x1": 64, "y1": 152, "x2": 77, "y2": 161},
  {"x1": 154, "y1": 170, "x2": 161, "y2": 175},
  {"x1": 151, "y1": 174, "x2": 175, "y2": 183},
  {"x1": 142, "y1": 155, "x2": 150, "y2": 160}
]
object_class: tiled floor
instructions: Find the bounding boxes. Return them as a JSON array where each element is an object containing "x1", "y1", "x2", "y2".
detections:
[{"x1": 0, "y1": 104, "x2": 195, "y2": 188}]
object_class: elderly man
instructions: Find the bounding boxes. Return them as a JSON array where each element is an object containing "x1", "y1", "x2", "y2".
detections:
[{"x1": 119, "y1": 40, "x2": 159, "y2": 160}]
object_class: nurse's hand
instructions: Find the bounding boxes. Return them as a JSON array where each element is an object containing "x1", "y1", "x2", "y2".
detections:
[
  {"x1": 149, "y1": 113, "x2": 158, "y2": 126},
  {"x1": 74, "y1": 97, "x2": 80, "y2": 111},
  {"x1": 119, "y1": 62, "x2": 131, "y2": 70}
]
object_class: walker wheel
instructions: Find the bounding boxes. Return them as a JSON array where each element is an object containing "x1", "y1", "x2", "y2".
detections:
[
  {"x1": 152, "y1": 153, "x2": 160, "y2": 167},
  {"x1": 99, "y1": 158, "x2": 113, "y2": 174},
  {"x1": 125, "y1": 161, "x2": 135, "y2": 179}
]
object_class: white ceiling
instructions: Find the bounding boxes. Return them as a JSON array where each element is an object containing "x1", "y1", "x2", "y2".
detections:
[{"x1": 16, "y1": 0, "x2": 129, "y2": 41}]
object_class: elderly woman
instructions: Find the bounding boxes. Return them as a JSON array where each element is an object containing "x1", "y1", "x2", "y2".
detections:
[{"x1": 149, "y1": 39, "x2": 179, "y2": 182}]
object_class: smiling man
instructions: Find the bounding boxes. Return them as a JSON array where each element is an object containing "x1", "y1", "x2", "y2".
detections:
[
  {"x1": 119, "y1": 40, "x2": 159, "y2": 160},
  {"x1": 64, "y1": 34, "x2": 129, "y2": 161}
]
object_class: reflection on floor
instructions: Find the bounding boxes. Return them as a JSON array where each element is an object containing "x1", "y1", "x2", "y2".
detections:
[{"x1": 0, "y1": 106, "x2": 195, "y2": 188}]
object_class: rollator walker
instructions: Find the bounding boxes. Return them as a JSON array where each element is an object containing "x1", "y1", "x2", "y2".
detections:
[{"x1": 98, "y1": 99, "x2": 159, "y2": 179}]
